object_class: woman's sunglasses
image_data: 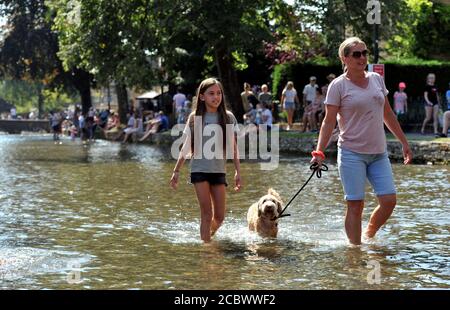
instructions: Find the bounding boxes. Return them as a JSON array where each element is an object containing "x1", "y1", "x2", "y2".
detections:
[{"x1": 351, "y1": 50, "x2": 369, "y2": 58}]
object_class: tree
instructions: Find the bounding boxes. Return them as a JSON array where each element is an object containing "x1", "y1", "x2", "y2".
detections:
[
  {"x1": 51, "y1": 0, "x2": 163, "y2": 123},
  {"x1": 263, "y1": 1, "x2": 328, "y2": 67},
  {"x1": 0, "y1": 79, "x2": 78, "y2": 114},
  {"x1": 0, "y1": 0, "x2": 55, "y2": 117},
  {"x1": 153, "y1": 0, "x2": 297, "y2": 121},
  {"x1": 414, "y1": 1, "x2": 450, "y2": 61},
  {"x1": 51, "y1": 0, "x2": 300, "y2": 122},
  {"x1": 0, "y1": 0, "x2": 92, "y2": 116},
  {"x1": 0, "y1": 80, "x2": 40, "y2": 112},
  {"x1": 297, "y1": 0, "x2": 448, "y2": 62},
  {"x1": 385, "y1": 0, "x2": 450, "y2": 61},
  {"x1": 292, "y1": 0, "x2": 405, "y2": 61}
]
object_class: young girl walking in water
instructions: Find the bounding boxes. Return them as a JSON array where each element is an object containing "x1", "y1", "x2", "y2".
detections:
[{"x1": 169, "y1": 78, "x2": 242, "y2": 242}]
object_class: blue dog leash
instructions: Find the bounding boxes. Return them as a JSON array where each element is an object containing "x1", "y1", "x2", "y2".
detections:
[{"x1": 273, "y1": 162, "x2": 328, "y2": 220}]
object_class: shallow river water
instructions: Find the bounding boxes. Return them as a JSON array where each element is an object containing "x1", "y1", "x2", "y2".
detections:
[{"x1": 0, "y1": 135, "x2": 448, "y2": 289}]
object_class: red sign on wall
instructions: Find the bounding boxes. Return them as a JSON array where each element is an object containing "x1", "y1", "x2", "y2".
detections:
[{"x1": 368, "y1": 64, "x2": 385, "y2": 79}]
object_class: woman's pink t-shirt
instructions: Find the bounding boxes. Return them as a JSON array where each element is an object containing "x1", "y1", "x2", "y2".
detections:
[{"x1": 324, "y1": 72, "x2": 388, "y2": 154}]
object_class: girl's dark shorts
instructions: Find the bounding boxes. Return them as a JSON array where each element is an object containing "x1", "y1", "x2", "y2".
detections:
[{"x1": 190, "y1": 172, "x2": 228, "y2": 186}]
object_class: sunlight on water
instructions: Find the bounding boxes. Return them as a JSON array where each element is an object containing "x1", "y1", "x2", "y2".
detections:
[
  {"x1": 0, "y1": 135, "x2": 448, "y2": 289},
  {"x1": 0, "y1": 247, "x2": 92, "y2": 287}
]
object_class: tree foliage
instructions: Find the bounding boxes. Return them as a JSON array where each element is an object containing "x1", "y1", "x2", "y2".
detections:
[
  {"x1": 0, "y1": 0, "x2": 55, "y2": 82},
  {"x1": 386, "y1": 0, "x2": 450, "y2": 61},
  {"x1": 0, "y1": 79, "x2": 78, "y2": 113},
  {"x1": 51, "y1": 0, "x2": 170, "y2": 122},
  {"x1": 51, "y1": 0, "x2": 164, "y2": 88},
  {"x1": 2, "y1": 0, "x2": 448, "y2": 120},
  {"x1": 150, "y1": 0, "x2": 298, "y2": 120},
  {"x1": 0, "y1": 0, "x2": 92, "y2": 115}
]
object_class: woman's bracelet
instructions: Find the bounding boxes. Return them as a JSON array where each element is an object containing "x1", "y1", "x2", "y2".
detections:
[{"x1": 311, "y1": 150, "x2": 325, "y2": 160}]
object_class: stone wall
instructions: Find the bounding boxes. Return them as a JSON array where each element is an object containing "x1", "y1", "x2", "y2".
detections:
[
  {"x1": 268, "y1": 135, "x2": 449, "y2": 164},
  {"x1": 0, "y1": 120, "x2": 50, "y2": 134},
  {"x1": 281, "y1": 137, "x2": 449, "y2": 164},
  {"x1": 387, "y1": 140, "x2": 449, "y2": 165}
]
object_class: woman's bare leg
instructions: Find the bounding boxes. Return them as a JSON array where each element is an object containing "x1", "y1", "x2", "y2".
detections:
[
  {"x1": 433, "y1": 104, "x2": 440, "y2": 134},
  {"x1": 287, "y1": 109, "x2": 294, "y2": 128},
  {"x1": 421, "y1": 106, "x2": 433, "y2": 134},
  {"x1": 345, "y1": 200, "x2": 364, "y2": 245},
  {"x1": 365, "y1": 194, "x2": 396, "y2": 238}
]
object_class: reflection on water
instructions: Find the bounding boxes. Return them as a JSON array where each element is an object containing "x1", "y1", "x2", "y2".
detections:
[{"x1": 0, "y1": 135, "x2": 448, "y2": 289}]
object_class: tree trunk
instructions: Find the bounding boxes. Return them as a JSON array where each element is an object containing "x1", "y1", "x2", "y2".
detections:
[
  {"x1": 37, "y1": 83, "x2": 43, "y2": 119},
  {"x1": 115, "y1": 82, "x2": 129, "y2": 125},
  {"x1": 79, "y1": 86, "x2": 92, "y2": 115},
  {"x1": 214, "y1": 46, "x2": 244, "y2": 122},
  {"x1": 70, "y1": 68, "x2": 92, "y2": 115}
]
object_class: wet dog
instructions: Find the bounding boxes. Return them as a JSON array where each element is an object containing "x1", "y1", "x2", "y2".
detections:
[{"x1": 247, "y1": 188, "x2": 283, "y2": 238}]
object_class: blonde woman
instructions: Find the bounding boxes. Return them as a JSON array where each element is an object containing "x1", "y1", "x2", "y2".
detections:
[
  {"x1": 311, "y1": 37, "x2": 413, "y2": 245},
  {"x1": 280, "y1": 81, "x2": 300, "y2": 130},
  {"x1": 421, "y1": 73, "x2": 441, "y2": 136}
]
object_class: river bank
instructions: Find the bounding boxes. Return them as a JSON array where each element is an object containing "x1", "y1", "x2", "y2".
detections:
[
  {"x1": 142, "y1": 130, "x2": 449, "y2": 165},
  {"x1": 1, "y1": 128, "x2": 448, "y2": 164}
]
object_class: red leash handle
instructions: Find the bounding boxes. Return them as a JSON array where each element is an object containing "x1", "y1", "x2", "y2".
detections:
[{"x1": 311, "y1": 150, "x2": 325, "y2": 160}]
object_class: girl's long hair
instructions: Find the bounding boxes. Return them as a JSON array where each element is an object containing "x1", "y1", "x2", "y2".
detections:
[{"x1": 189, "y1": 77, "x2": 230, "y2": 153}]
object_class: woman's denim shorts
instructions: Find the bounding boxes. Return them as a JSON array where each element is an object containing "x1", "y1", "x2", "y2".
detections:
[
  {"x1": 337, "y1": 147, "x2": 396, "y2": 200},
  {"x1": 284, "y1": 101, "x2": 295, "y2": 110}
]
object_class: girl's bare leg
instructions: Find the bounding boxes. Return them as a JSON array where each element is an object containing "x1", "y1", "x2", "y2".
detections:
[
  {"x1": 194, "y1": 182, "x2": 213, "y2": 242},
  {"x1": 209, "y1": 184, "x2": 226, "y2": 237}
]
